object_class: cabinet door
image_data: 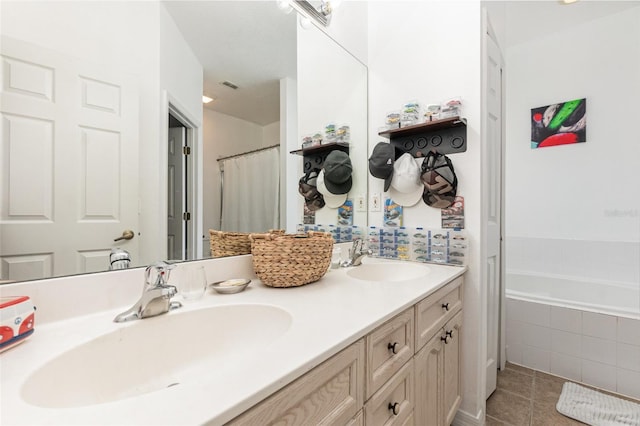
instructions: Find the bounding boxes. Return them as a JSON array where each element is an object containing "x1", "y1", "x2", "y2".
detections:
[
  {"x1": 364, "y1": 359, "x2": 414, "y2": 426},
  {"x1": 346, "y1": 409, "x2": 364, "y2": 426},
  {"x1": 443, "y1": 311, "x2": 463, "y2": 426},
  {"x1": 229, "y1": 340, "x2": 364, "y2": 426},
  {"x1": 366, "y1": 308, "x2": 414, "y2": 399},
  {"x1": 414, "y1": 332, "x2": 444, "y2": 426}
]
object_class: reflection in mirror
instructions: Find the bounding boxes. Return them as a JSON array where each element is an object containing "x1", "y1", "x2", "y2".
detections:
[
  {"x1": 164, "y1": 1, "x2": 295, "y2": 239},
  {"x1": 0, "y1": 0, "x2": 368, "y2": 283},
  {"x1": 296, "y1": 19, "x2": 368, "y2": 228}
]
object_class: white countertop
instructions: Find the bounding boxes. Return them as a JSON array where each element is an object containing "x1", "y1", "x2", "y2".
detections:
[{"x1": 0, "y1": 259, "x2": 465, "y2": 426}]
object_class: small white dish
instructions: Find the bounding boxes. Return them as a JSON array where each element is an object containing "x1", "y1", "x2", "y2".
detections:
[{"x1": 210, "y1": 278, "x2": 251, "y2": 294}]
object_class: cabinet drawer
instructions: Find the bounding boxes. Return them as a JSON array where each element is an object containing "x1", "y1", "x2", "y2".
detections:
[
  {"x1": 229, "y1": 339, "x2": 365, "y2": 426},
  {"x1": 366, "y1": 308, "x2": 414, "y2": 399},
  {"x1": 364, "y1": 359, "x2": 414, "y2": 426},
  {"x1": 415, "y1": 277, "x2": 463, "y2": 350}
]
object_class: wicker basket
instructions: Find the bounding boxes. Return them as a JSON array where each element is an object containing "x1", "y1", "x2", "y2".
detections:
[
  {"x1": 249, "y1": 231, "x2": 334, "y2": 288},
  {"x1": 209, "y1": 230, "x2": 252, "y2": 257},
  {"x1": 209, "y1": 229, "x2": 285, "y2": 258}
]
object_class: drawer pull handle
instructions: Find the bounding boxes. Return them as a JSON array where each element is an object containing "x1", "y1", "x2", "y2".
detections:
[
  {"x1": 387, "y1": 342, "x2": 400, "y2": 354},
  {"x1": 441, "y1": 335, "x2": 450, "y2": 344},
  {"x1": 442, "y1": 302, "x2": 450, "y2": 311},
  {"x1": 388, "y1": 402, "x2": 400, "y2": 416},
  {"x1": 446, "y1": 330, "x2": 454, "y2": 338}
]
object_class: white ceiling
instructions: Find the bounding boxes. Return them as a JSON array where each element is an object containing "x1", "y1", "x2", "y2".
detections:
[
  {"x1": 503, "y1": 1, "x2": 640, "y2": 48},
  {"x1": 163, "y1": 1, "x2": 297, "y2": 126},
  {"x1": 165, "y1": 0, "x2": 640, "y2": 126}
]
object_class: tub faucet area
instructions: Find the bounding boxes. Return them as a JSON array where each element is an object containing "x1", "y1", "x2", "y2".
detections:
[{"x1": 113, "y1": 261, "x2": 182, "y2": 323}]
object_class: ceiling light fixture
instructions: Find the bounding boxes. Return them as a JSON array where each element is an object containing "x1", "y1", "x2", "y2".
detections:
[
  {"x1": 562, "y1": 0, "x2": 579, "y2": 3},
  {"x1": 299, "y1": 15, "x2": 313, "y2": 30},
  {"x1": 290, "y1": 0, "x2": 334, "y2": 27},
  {"x1": 277, "y1": 0, "x2": 293, "y2": 14},
  {"x1": 202, "y1": 95, "x2": 214, "y2": 104}
]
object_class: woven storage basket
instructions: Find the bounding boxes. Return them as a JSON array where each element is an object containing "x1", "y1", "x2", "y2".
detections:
[
  {"x1": 249, "y1": 231, "x2": 334, "y2": 288},
  {"x1": 209, "y1": 229, "x2": 285, "y2": 257},
  {"x1": 209, "y1": 230, "x2": 252, "y2": 257}
]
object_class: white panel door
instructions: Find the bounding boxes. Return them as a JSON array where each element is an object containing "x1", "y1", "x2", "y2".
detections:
[
  {"x1": 483, "y1": 21, "x2": 504, "y2": 398},
  {"x1": 167, "y1": 126, "x2": 185, "y2": 261},
  {"x1": 0, "y1": 37, "x2": 139, "y2": 280}
]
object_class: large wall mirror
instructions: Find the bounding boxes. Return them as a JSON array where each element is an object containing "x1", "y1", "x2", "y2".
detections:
[{"x1": 0, "y1": 1, "x2": 368, "y2": 283}]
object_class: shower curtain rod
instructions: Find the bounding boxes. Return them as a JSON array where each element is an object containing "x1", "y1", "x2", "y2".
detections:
[{"x1": 216, "y1": 144, "x2": 280, "y2": 162}]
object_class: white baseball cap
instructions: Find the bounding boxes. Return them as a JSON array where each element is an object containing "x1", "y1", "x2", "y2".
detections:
[
  {"x1": 388, "y1": 153, "x2": 423, "y2": 207},
  {"x1": 317, "y1": 169, "x2": 347, "y2": 208}
]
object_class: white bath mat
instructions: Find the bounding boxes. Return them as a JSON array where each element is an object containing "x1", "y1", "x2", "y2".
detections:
[{"x1": 556, "y1": 382, "x2": 640, "y2": 426}]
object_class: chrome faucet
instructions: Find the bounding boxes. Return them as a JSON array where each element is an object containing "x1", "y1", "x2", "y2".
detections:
[
  {"x1": 109, "y1": 248, "x2": 131, "y2": 270},
  {"x1": 342, "y1": 238, "x2": 373, "y2": 267},
  {"x1": 113, "y1": 261, "x2": 182, "y2": 323}
]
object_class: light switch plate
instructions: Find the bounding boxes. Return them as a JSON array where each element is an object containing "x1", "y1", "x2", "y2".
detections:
[
  {"x1": 356, "y1": 195, "x2": 366, "y2": 212},
  {"x1": 371, "y1": 193, "x2": 381, "y2": 212}
]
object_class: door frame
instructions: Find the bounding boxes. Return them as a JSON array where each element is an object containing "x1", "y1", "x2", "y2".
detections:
[{"x1": 160, "y1": 91, "x2": 202, "y2": 261}]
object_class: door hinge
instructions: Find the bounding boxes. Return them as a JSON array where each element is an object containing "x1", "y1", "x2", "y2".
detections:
[
  {"x1": 183, "y1": 146, "x2": 191, "y2": 155},
  {"x1": 183, "y1": 212, "x2": 191, "y2": 221}
]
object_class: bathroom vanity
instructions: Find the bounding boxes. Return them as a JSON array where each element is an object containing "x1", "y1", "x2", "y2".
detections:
[
  {"x1": 228, "y1": 275, "x2": 463, "y2": 426},
  {"x1": 0, "y1": 258, "x2": 465, "y2": 425}
]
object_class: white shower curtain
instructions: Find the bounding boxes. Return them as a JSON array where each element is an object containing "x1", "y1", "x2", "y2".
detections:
[{"x1": 220, "y1": 147, "x2": 280, "y2": 233}]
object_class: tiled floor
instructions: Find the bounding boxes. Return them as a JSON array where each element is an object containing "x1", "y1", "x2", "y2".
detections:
[{"x1": 486, "y1": 362, "x2": 640, "y2": 425}]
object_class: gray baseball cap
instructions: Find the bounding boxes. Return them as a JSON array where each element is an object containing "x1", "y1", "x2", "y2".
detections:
[
  {"x1": 368, "y1": 142, "x2": 395, "y2": 191},
  {"x1": 322, "y1": 151, "x2": 353, "y2": 195}
]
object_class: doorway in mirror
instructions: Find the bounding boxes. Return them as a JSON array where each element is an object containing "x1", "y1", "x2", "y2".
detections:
[{"x1": 167, "y1": 108, "x2": 197, "y2": 262}]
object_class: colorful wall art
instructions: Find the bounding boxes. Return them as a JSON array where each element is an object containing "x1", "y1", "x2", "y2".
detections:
[{"x1": 531, "y1": 98, "x2": 586, "y2": 149}]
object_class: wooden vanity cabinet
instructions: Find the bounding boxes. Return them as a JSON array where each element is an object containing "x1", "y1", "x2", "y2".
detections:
[
  {"x1": 415, "y1": 277, "x2": 463, "y2": 350},
  {"x1": 443, "y1": 312, "x2": 463, "y2": 426},
  {"x1": 414, "y1": 277, "x2": 464, "y2": 426},
  {"x1": 364, "y1": 359, "x2": 414, "y2": 426},
  {"x1": 365, "y1": 308, "x2": 414, "y2": 399},
  {"x1": 346, "y1": 410, "x2": 364, "y2": 426},
  {"x1": 227, "y1": 275, "x2": 463, "y2": 426},
  {"x1": 228, "y1": 340, "x2": 365, "y2": 426}
]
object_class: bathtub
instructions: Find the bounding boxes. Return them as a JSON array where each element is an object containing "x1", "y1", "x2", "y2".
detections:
[
  {"x1": 505, "y1": 272, "x2": 640, "y2": 399},
  {"x1": 506, "y1": 272, "x2": 640, "y2": 320}
]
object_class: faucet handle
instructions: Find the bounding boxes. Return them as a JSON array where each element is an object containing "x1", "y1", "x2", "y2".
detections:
[
  {"x1": 351, "y1": 238, "x2": 363, "y2": 255},
  {"x1": 144, "y1": 261, "x2": 176, "y2": 288}
]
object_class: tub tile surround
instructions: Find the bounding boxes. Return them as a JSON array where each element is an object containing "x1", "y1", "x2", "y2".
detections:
[
  {"x1": 619, "y1": 316, "x2": 640, "y2": 346},
  {"x1": 506, "y1": 298, "x2": 640, "y2": 399},
  {"x1": 506, "y1": 237, "x2": 640, "y2": 284}
]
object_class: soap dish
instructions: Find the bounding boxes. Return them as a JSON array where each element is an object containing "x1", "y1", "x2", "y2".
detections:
[{"x1": 210, "y1": 278, "x2": 251, "y2": 294}]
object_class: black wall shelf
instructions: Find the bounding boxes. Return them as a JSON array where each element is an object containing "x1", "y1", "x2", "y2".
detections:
[
  {"x1": 378, "y1": 116, "x2": 467, "y2": 157},
  {"x1": 290, "y1": 142, "x2": 350, "y2": 172}
]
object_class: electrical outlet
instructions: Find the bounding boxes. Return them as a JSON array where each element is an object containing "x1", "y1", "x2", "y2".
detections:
[
  {"x1": 356, "y1": 195, "x2": 366, "y2": 212},
  {"x1": 371, "y1": 193, "x2": 381, "y2": 212}
]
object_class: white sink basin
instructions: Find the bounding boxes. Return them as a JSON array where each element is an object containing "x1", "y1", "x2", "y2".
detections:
[
  {"x1": 346, "y1": 262, "x2": 430, "y2": 282},
  {"x1": 21, "y1": 304, "x2": 292, "y2": 408}
]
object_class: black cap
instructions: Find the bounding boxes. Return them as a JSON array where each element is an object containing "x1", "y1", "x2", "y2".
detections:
[
  {"x1": 368, "y1": 142, "x2": 395, "y2": 191},
  {"x1": 323, "y1": 151, "x2": 353, "y2": 194},
  {"x1": 420, "y1": 151, "x2": 457, "y2": 209}
]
